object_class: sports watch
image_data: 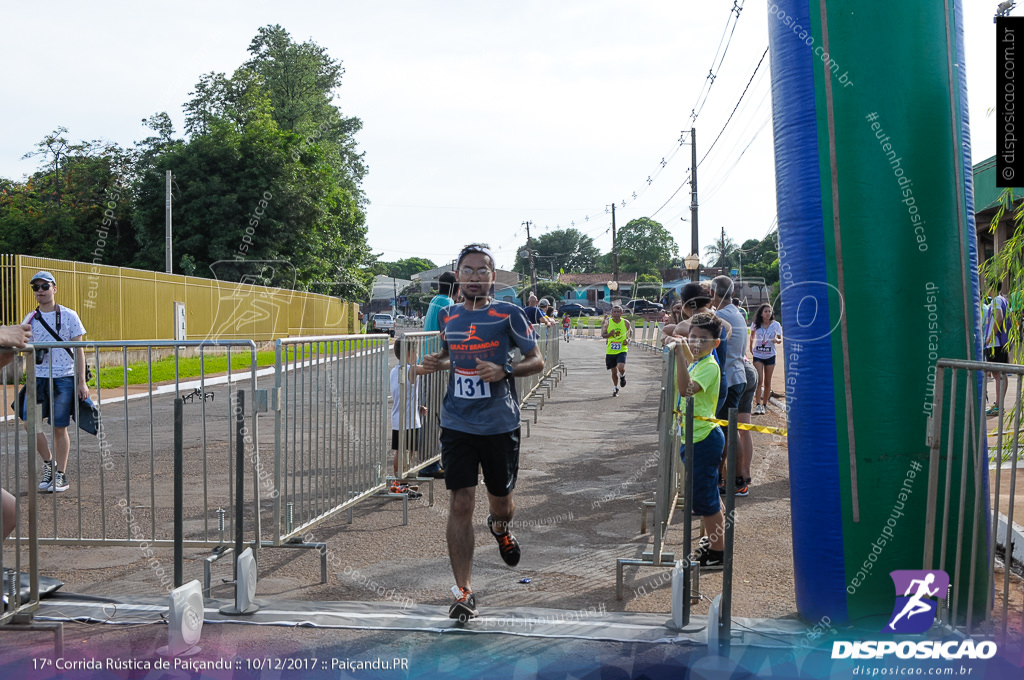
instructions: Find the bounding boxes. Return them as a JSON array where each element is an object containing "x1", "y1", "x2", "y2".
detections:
[{"x1": 502, "y1": 362, "x2": 514, "y2": 378}]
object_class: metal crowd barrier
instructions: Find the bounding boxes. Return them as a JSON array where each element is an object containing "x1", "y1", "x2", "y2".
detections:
[
  {"x1": 615, "y1": 344, "x2": 736, "y2": 640},
  {"x1": 269, "y1": 334, "x2": 390, "y2": 545},
  {"x1": 632, "y1": 319, "x2": 664, "y2": 351},
  {"x1": 924, "y1": 358, "x2": 1024, "y2": 640},
  {"x1": 515, "y1": 325, "x2": 565, "y2": 431},
  {"x1": 394, "y1": 331, "x2": 445, "y2": 481},
  {"x1": 1, "y1": 346, "x2": 63, "y2": 655},
  {"x1": 10, "y1": 340, "x2": 260, "y2": 549}
]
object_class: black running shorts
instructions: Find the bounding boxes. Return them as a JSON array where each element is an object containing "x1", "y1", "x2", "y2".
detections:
[{"x1": 440, "y1": 427, "x2": 520, "y2": 497}]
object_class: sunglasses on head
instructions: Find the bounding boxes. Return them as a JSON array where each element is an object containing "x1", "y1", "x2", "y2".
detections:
[{"x1": 31, "y1": 283, "x2": 51, "y2": 291}]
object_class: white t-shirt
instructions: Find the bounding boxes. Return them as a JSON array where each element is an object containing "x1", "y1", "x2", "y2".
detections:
[
  {"x1": 389, "y1": 365, "x2": 422, "y2": 430},
  {"x1": 750, "y1": 321, "x2": 782, "y2": 360},
  {"x1": 22, "y1": 305, "x2": 86, "y2": 378}
]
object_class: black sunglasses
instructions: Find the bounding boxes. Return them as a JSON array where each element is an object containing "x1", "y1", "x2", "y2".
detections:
[{"x1": 31, "y1": 283, "x2": 52, "y2": 291}]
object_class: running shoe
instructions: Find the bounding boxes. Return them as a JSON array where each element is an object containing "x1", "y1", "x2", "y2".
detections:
[
  {"x1": 734, "y1": 476, "x2": 749, "y2": 497},
  {"x1": 620, "y1": 375, "x2": 626, "y2": 388},
  {"x1": 985, "y1": 404, "x2": 999, "y2": 416},
  {"x1": 613, "y1": 386, "x2": 619, "y2": 397},
  {"x1": 487, "y1": 514, "x2": 521, "y2": 567},
  {"x1": 38, "y1": 460, "x2": 54, "y2": 491},
  {"x1": 449, "y1": 585, "x2": 478, "y2": 621},
  {"x1": 698, "y1": 548, "x2": 725, "y2": 570}
]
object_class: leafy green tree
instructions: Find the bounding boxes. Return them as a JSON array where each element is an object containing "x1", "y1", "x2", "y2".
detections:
[
  {"x1": 617, "y1": 217, "x2": 678, "y2": 276},
  {"x1": 0, "y1": 128, "x2": 137, "y2": 265},
  {"x1": 384, "y1": 257, "x2": 436, "y2": 280},
  {"x1": 132, "y1": 26, "x2": 373, "y2": 296},
  {"x1": 634, "y1": 273, "x2": 663, "y2": 301},
  {"x1": 514, "y1": 228, "x2": 600, "y2": 277}
]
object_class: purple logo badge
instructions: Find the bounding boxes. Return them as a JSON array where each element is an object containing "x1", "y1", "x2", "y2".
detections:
[{"x1": 885, "y1": 570, "x2": 949, "y2": 634}]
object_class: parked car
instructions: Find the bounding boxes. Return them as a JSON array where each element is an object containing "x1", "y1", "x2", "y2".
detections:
[
  {"x1": 558, "y1": 302, "x2": 598, "y2": 317},
  {"x1": 370, "y1": 313, "x2": 396, "y2": 337},
  {"x1": 624, "y1": 299, "x2": 664, "y2": 315}
]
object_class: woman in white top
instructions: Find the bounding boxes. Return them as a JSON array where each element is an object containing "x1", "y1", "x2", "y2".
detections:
[{"x1": 748, "y1": 304, "x2": 783, "y2": 415}]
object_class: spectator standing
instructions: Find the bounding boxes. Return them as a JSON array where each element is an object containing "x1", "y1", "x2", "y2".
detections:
[
  {"x1": 424, "y1": 271, "x2": 458, "y2": 333},
  {"x1": 420, "y1": 270, "x2": 458, "y2": 478},
  {"x1": 19, "y1": 272, "x2": 88, "y2": 494},
  {"x1": 984, "y1": 286, "x2": 1010, "y2": 416},
  {"x1": 749, "y1": 304, "x2": 783, "y2": 416},
  {"x1": 710, "y1": 276, "x2": 748, "y2": 493}
]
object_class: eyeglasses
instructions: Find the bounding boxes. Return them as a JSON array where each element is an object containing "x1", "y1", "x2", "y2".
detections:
[
  {"x1": 458, "y1": 266, "x2": 493, "y2": 278},
  {"x1": 31, "y1": 283, "x2": 51, "y2": 291}
]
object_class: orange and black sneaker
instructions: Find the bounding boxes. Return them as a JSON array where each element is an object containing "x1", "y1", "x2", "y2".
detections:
[
  {"x1": 487, "y1": 514, "x2": 521, "y2": 567},
  {"x1": 734, "y1": 476, "x2": 749, "y2": 497},
  {"x1": 449, "y1": 585, "x2": 477, "y2": 621}
]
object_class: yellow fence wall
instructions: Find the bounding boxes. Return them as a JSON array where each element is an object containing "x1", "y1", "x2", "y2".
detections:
[{"x1": 0, "y1": 255, "x2": 359, "y2": 341}]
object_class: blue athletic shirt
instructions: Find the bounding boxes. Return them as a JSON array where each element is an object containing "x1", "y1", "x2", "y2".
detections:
[{"x1": 439, "y1": 300, "x2": 537, "y2": 435}]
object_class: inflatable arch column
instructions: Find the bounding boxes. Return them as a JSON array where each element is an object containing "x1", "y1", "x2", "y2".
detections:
[{"x1": 768, "y1": 0, "x2": 988, "y2": 624}]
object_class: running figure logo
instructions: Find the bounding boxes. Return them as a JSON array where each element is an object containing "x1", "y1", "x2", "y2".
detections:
[
  {"x1": 885, "y1": 570, "x2": 948, "y2": 634},
  {"x1": 464, "y1": 324, "x2": 483, "y2": 343}
]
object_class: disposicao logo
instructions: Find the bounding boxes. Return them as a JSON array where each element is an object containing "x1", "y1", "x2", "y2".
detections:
[
  {"x1": 885, "y1": 569, "x2": 948, "y2": 634},
  {"x1": 831, "y1": 569, "x2": 997, "y2": 661}
]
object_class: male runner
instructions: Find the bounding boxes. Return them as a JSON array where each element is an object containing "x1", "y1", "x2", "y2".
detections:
[
  {"x1": 421, "y1": 244, "x2": 544, "y2": 621},
  {"x1": 601, "y1": 304, "x2": 632, "y2": 396}
]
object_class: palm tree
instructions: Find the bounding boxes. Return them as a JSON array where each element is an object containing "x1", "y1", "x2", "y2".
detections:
[{"x1": 704, "y1": 234, "x2": 739, "y2": 269}]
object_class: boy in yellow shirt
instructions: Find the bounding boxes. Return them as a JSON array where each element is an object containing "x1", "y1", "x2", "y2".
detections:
[{"x1": 674, "y1": 311, "x2": 726, "y2": 568}]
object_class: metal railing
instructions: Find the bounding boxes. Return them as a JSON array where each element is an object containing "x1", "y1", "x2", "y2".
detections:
[
  {"x1": 1, "y1": 346, "x2": 63, "y2": 654},
  {"x1": 269, "y1": 334, "x2": 390, "y2": 545},
  {"x1": 615, "y1": 345, "x2": 736, "y2": 641},
  {"x1": 394, "y1": 331, "x2": 445, "y2": 480},
  {"x1": 924, "y1": 358, "x2": 1023, "y2": 639},
  {"x1": 5, "y1": 340, "x2": 260, "y2": 549},
  {"x1": 1, "y1": 347, "x2": 38, "y2": 623}
]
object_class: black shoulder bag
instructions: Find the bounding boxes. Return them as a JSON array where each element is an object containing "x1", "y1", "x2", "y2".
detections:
[{"x1": 32, "y1": 306, "x2": 92, "y2": 383}]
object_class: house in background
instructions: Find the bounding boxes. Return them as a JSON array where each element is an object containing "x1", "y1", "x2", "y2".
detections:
[
  {"x1": 556, "y1": 273, "x2": 638, "y2": 308},
  {"x1": 973, "y1": 155, "x2": 1021, "y2": 294}
]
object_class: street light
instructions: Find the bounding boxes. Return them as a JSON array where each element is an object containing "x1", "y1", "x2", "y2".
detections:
[{"x1": 684, "y1": 253, "x2": 700, "y2": 282}]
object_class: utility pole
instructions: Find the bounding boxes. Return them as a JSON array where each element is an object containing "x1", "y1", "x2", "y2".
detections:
[
  {"x1": 523, "y1": 220, "x2": 538, "y2": 297},
  {"x1": 611, "y1": 203, "x2": 619, "y2": 297},
  {"x1": 689, "y1": 128, "x2": 699, "y2": 282},
  {"x1": 165, "y1": 170, "x2": 173, "y2": 274},
  {"x1": 721, "y1": 226, "x2": 727, "y2": 275}
]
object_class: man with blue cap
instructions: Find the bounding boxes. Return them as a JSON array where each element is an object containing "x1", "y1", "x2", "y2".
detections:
[{"x1": 20, "y1": 271, "x2": 88, "y2": 493}]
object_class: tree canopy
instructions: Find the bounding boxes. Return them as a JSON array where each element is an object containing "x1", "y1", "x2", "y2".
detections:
[
  {"x1": 514, "y1": 228, "x2": 600, "y2": 278},
  {"x1": 617, "y1": 217, "x2": 678, "y2": 276},
  {"x1": 0, "y1": 25, "x2": 374, "y2": 298}
]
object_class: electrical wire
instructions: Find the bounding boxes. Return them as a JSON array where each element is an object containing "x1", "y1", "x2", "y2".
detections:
[{"x1": 699, "y1": 46, "x2": 769, "y2": 167}]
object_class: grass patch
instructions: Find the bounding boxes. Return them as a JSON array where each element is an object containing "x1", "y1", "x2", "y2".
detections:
[{"x1": 89, "y1": 338, "x2": 382, "y2": 389}]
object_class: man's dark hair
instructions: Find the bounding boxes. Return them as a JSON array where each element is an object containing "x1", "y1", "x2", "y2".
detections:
[
  {"x1": 438, "y1": 270, "x2": 457, "y2": 296},
  {"x1": 689, "y1": 311, "x2": 722, "y2": 338},
  {"x1": 680, "y1": 282, "x2": 711, "y2": 311}
]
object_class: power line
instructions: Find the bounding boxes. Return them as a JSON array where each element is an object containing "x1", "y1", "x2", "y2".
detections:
[{"x1": 699, "y1": 45, "x2": 769, "y2": 167}]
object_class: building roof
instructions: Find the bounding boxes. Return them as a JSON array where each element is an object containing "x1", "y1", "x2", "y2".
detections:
[
  {"x1": 974, "y1": 155, "x2": 1024, "y2": 214},
  {"x1": 557, "y1": 272, "x2": 638, "y2": 286}
]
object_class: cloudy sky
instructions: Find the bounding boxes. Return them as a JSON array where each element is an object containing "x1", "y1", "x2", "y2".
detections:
[{"x1": 0, "y1": 1, "x2": 1000, "y2": 272}]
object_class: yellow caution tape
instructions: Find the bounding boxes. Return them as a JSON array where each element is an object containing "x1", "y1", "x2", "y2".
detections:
[{"x1": 672, "y1": 410, "x2": 788, "y2": 437}]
